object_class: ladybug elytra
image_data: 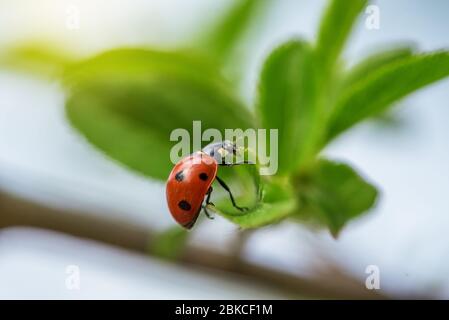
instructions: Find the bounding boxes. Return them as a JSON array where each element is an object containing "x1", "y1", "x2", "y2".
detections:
[{"x1": 166, "y1": 141, "x2": 253, "y2": 229}]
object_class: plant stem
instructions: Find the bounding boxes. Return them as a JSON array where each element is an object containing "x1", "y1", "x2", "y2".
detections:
[{"x1": 0, "y1": 189, "x2": 426, "y2": 299}]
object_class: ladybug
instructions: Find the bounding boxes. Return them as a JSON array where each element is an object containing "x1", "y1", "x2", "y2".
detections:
[{"x1": 166, "y1": 141, "x2": 253, "y2": 229}]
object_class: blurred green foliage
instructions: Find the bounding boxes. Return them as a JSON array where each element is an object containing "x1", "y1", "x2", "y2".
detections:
[
  {"x1": 326, "y1": 51, "x2": 449, "y2": 142},
  {"x1": 64, "y1": 49, "x2": 253, "y2": 180},
  {"x1": 2, "y1": 0, "x2": 449, "y2": 237},
  {"x1": 258, "y1": 40, "x2": 319, "y2": 174},
  {"x1": 0, "y1": 42, "x2": 75, "y2": 78},
  {"x1": 152, "y1": 227, "x2": 188, "y2": 260},
  {"x1": 196, "y1": 0, "x2": 271, "y2": 64},
  {"x1": 294, "y1": 160, "x2": 378, "y2": 237}
]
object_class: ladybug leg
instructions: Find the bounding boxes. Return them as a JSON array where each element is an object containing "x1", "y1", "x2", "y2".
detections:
[
  {"x1": 205, "y1": 186, "x2": 215, "y2": 206},
  {"x1": 215, "y1": 176, "x2": 248, "y2": 212},
  {"x1": 203, "y1": 205, "x2": 214, "y2": 220},
  {"x1": 203, "y1": 187, "x2": 215, "y2": 220}
]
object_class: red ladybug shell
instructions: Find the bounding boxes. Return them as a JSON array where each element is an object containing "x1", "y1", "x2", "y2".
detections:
[{"x1": 166, "y1": 151, "x2": 218, "y2": 229}]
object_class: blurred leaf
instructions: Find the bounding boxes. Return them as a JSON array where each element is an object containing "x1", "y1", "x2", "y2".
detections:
[
  {"x1": 66, "y1": 48, "x2": 254, "y2": 181},
  {"x1": 368, "y1": 107, "x2": 410, "y2": 132},
  {"x1": 295, "y1": 159, "x2": 378, "y2": 237},
  {"x1": 215, "y1": 179, "x2": 297, "y2": 228},
  {"x1": 152, "y1": 227, "x2": 188, "y2": 260},
  {"x1": 326, "y1": 51, "x2": 449, "y2": 142},
  {"x1": 197, "y1": 0, "x2": 271, "y2": 63},
  {"x1": 257, "y1": 40, "x2": 320, "y2": 174},
  {"x1": 63, "y1": 48, "x2": 224, "y2": 87},
  {"x1": 313, "y1": 0, "x2": 368, "y2": 153},
  {"x1": 0, "y1": 42, "x2": 76, "y2": 78},
  {"x1": 315, "y1": 0, "x2": 367, "y2": 75},
  {"x1": 342, "y1": 45, "x2": 416, "y2": 89}
]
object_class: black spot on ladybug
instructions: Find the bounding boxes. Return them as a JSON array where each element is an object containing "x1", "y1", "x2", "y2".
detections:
[
  {"x1": 175, "y1": 170, "x2": 184, "y2": 182},
  {"x1": 178, "y1": 200, "x2": 191, "y2": 211},
  {"x1": 199, "y1": 173, "x2": 209, "y2": 181}
]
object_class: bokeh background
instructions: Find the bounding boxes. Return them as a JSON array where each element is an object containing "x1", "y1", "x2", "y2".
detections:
[{"x1": 0, "y1": 0, "x2": 448, "y2": 299}]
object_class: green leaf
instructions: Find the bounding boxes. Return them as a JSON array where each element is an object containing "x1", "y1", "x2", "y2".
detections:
[
  {"x1": 257, "y1": 40, "x2": 320, "y2": 174},
  {"x1": 197, "y1": 0, "x2": 271, "y2": 63},
  {"x1": 0, "y1": 42, "x2": 76, "y2": 78},
  {"x1": 326, "y1": 51, "x2": 449, "y2": 142},
  {"x1": 342, "y1": 45, "x2": 416, "y2": 89},
  {"x1": 214, "y1": 179, "x2": 297, "y2": 228},
  {"x1": 151, "y1": 227, "x2": 188, "y2": 260},
  {"x1": 315, "y1": 0, "x2": 367, "y2": 75},
  {"x1": 65, "y1": 48, "x2": 254, "y2": 181},
  {"x1": 63, "y1": 48, "x2": 224, "y2": 87},
  {"x1": 295, "y1": 159, "x2": 378, "y2": 237}
]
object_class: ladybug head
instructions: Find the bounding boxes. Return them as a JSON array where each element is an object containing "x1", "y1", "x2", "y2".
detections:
[{"x1": 202, "y1": 140, "x2": 238, "y2": 165}]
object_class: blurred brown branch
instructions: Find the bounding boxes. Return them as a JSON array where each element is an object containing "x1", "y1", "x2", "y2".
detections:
[{"x1": 0, "y1": 189, "x2": 404, "y2": 299}]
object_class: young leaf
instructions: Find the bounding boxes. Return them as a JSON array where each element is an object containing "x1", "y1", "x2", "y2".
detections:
[
  {"x1": 315, "y1": 0, "x2": 368, "y2": 75},
  {"x1": 0, "y1": 42, "x2": 76, "y2": 78},
  {"x1": 219, "y1": 200, "x2": 296, "y2": 229},
  {"x1": 342, "y1": 44, "x2": 416, "y2": 89},
  {"x1": 326, "y1": 51, "x2": 449, "y2": 142},
  {"x1": 66, "y1": 49, "x2": 254, "y2": 181},
  {"x1": 257, "y1": 40, "x2": 320, "y2": 174},
  {"x1": 214, "y1": 179, "x2": 297, "y2": 228},
  {"x1": 197, "y1": 0, "x2": 271, "y2": 63},
  {"x1": 63, "y1": 48, "x2": 224, "y2": 88},
  {"x1": 295, "y1": 159, "x2": 378, "y2": 237}
]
